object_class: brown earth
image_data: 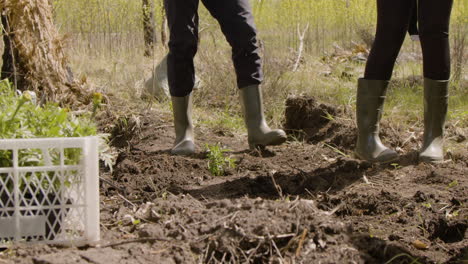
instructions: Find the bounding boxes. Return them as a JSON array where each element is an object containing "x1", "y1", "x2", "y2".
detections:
[{"x1": 1, "y1": 95, "x2": 467, "y2": 264}]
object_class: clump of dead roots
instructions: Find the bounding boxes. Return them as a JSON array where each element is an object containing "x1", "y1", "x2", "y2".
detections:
[{"x1": 1, "y1": 0, "x2": 93, "y2": 107}]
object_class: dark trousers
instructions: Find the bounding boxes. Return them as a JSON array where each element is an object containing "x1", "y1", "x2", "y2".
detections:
[
  {"x1": 164, "y1": 0, "x2": 263, "y2": 97},
  {"x1": 365, "y1": 0, "x2": 453, "y2": 81},
  {"x1": 408, "y1": 0, "x2": 418, "y2": 36}
]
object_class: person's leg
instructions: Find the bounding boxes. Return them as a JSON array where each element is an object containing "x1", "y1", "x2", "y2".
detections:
[
  {"x1": 418, "y1": 0, "x2": 453, "y2": 80},
  {"x1": 356, "y1": 0, "x2": 414, "y2": 163},
  {"x1": 202, "y1": 0, "x2": 286, "y2": 149},
  {"x1": 408, "y1": 0, "x2": 419, "y2": 40},
  {"x1": 165, "y1": 0, "x2": 199, "y2": 155},
  {"x1": 364, "y1": 0, "x2": 414, "y2": 80},
  {"x1": 201, "y1": 0, "x2": 262, "y2": 88},
  {"x1": 418, "y1": 0, "x2": 453, "y2": 162}
]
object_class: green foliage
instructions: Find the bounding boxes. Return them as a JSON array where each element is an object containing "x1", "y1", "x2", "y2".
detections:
[
  {"x1": 0, "y1": 79, "x2": 98, "y2": 191},
  {"x1": 0, "y1": 80, "x2": 97, "y2": 141},
  {"x1": 390, "y1": 163, "x2": 402, "y2": 170},
  {"x1": 205, "y1": 143, "x2": 236, "y2": 177}
]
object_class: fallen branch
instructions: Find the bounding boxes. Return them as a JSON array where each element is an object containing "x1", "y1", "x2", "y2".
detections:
[{"x1": 101, "y1": 237, "x2": 170, "y2": 248}]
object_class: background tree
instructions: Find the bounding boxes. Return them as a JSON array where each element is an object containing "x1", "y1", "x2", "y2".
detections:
[
  {"x1": 142, "y1": 0, "x2": 157, "y2": 57},
  {"x1": 0, "y1": 0, "x2": 92, "y2": 107},
  {"x1": 1, "y1": 13, "x2": 23, "y2": 89}
]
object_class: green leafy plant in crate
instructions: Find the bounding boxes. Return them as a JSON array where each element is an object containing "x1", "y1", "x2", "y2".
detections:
[
  {"x1": 0, "y1": 79, "x2": 97, "y2": 180},
  {"x1": 0, "y1": 79, "x2": 100, "y2": 240}
]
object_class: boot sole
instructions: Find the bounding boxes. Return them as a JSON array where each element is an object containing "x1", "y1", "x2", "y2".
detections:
[
  {"x1": 171, "y1": 149, "x2": 195, "y2": 156},
  {"x1": 419, "y1": 155, "x2": 444, "y2": 164},
  {"x1": 171, "y1": 141, "x2": 195, "y2": 156},
  {"x1": 249, "y1": 136, "x2": 287, "y2": 149},
  {"x1": 354, "y1": 151, "x2": 399, "y2": 164}
]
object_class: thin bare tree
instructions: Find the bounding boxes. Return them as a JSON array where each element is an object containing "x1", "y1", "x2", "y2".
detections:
[{"x1": 142, "y1": 0, "x2": 157, "y2": 56}]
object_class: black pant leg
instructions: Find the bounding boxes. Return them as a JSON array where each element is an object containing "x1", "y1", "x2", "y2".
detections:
[
  {"x1": 364, "y1": 0, "x2": 414, "y2": 80},
  {"x1": 408, "y1": 0, "x2": 419, "y2": 36},
  {"x1": 202, "y1": 0, "x2": 263, "y2": 89},
  {"x1": 165, "y1": 0, "x2": 200, "y2": 97},
  {"x1": 418, "y1": 0, "x2": 453, "y2": 80}
]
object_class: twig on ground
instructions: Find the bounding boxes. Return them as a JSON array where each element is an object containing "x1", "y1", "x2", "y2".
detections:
[
  {"x1": 269, "y1": 233, "x2": 284, "y2": 261},
  {"x1": 270, "y1": 172, "x2": 284, "y2": 199},
  {"x1": 401, "y1": 131, "x2": 416, "y2": 148},
  {"x1": 305, "y1": 188, "x2": 315, "y2": 198},
  {"x1": 325, "y1": 202, "x2": 344, "y2": 216},
  {"x1": 246, "y1": 241, "x2": 263, "y2": 263},
  {"x1": 102, "y1": 237, "x2": 170, "y2": 248},
  {"x1": 188, "y1": 211, "x2": 239, "y2": 227},
  {"x1": 295, "y1": 228, "x2": 308, "y2": 257},
  {"x1": 117, "y1": 193, "x2": 136, "y2": 208},
  {"x1": 100, "y1": 176, "x2": 125, "y2": 192}
]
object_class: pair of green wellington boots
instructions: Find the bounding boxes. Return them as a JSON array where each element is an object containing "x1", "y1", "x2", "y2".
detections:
[
  {"x1": 171, "y1": 85, "x2": 287, "y2": 155},
  {"x1": 355, "y1": 78, "x2": 449, "y2": 163}
]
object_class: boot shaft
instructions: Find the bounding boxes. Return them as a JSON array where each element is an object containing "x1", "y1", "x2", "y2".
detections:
[
  {"x1": 239, "y1": 85, "x2": 267, "y2": 129},
  {"x1": 422, "y1": 78, "x2": 449, "y2": 145},
  {"x1": 239, "y1": 85, "x2": 287, "y2": 148},
  {"x1": 354, "y1": 79, "x2": 398, "y2": 163},
  {"x1": 356, "y1": 79, "x2": 389, "y2": 134},
  {"x1": 171, "y1": 94, "x2": 194, "y2": 141}
]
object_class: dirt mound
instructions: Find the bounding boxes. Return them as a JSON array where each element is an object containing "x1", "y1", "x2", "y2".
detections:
[
  {"x1": 284, "y1": 96, "x2": 356, "y2": 149},
  {"x1": 284, "y1": 96, "x2": 340, "y2": 134},
  {"x1": 282, "y1": 95, "x2": 443, "y2": 156},
  {"x1": 284, "y1": 95, "x2": 357, "y2": 151}
]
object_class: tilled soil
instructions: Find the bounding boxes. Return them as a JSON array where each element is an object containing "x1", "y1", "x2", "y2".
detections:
[{"x1": 2, "y1": 96, "x2": 467, "y2": 264}]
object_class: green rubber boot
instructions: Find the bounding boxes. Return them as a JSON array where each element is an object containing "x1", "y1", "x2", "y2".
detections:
[
  {"x1": 419, "y1": 78, "x2": 449, "y2": 163},
  {"x1": 171, "y1": 93, "x2": 195, "y2": 155},
  {"x1": 240, "y1": 85, "x2": 287, "y2": 149},
  {"x1": 355, "y1": 79, "x2": 398, "y2": 163}
]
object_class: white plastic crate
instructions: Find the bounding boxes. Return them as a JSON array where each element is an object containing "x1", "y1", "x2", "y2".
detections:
[{"x1": 0, "y1": 137, "x2": 100, "y2": 246}]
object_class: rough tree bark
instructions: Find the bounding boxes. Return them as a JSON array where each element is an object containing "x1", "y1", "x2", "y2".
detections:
[
  {"x1": 142, "y1": 0, "x2": 157, "y2": 57},
  {"x1": 0, "y1": 0, "x2": 92, "y2": 107},
  {"x1": 1, "y1": 13, "x2": 24, "y2": 89}
]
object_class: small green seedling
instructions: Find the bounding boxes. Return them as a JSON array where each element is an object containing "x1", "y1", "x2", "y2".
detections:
[
  {"x1": 421, "y1": 203, "x2": 432, "y2": 209},
  {"x1": 205, "y1": 143, "x2": 236, "y2": 176},
  {"x1": 390, "y1": 163, "x2": 402, "y2": 170},
  {"x1": 447, "y1": 180, "x2": 458, "y2": 188}
]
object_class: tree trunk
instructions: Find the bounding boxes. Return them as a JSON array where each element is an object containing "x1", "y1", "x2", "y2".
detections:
[
  {"x1": 160, "y1": 3, "x2": 168, "y2": 48},
  {"x1": 1, "y1": 14, "x2": 22, "y2": 89},
  {"x1": 142, "y1": 0, "x2": 157, "y2": 57},
  {"x1": 1, "y1": 0, "x2": 92, "y2": 107}
]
